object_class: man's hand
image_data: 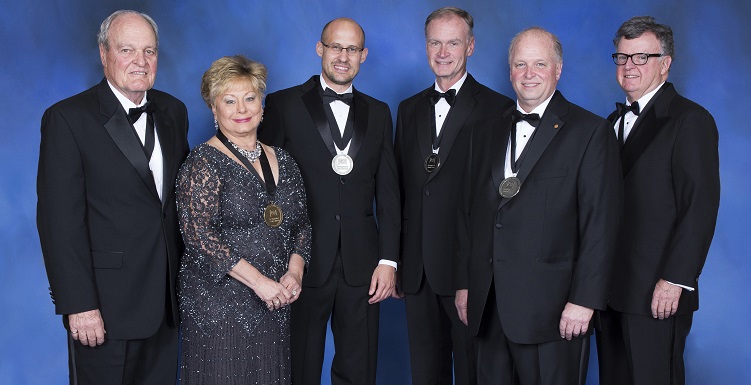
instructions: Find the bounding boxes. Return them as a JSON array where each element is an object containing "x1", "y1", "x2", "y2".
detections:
[
  {"x1": 559, "y1": 302, "x2": 594, "y2": 340},
  {"x1": 651, "y1": 278, "x2": 682, "y2": 319},
  {"x1": 368, "y1": 264, "x2": 396, "y2": 304},
  {"x1": 455, "y1": 289, "x2": 468, "y2": 326},
  {"x1": 68, "y1": 309, "x2": 106, "y2": 347}
]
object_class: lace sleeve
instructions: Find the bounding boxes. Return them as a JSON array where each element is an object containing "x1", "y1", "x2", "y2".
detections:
[
  {"x1": 176, "y1": 149, "x2": 241, "y2": 282},
  {"x1": 285, "y1": 153, "x2": 312, "y2": 267}
]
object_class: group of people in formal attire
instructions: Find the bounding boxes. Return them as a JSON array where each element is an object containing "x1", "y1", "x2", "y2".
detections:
[{"x1": 37, "y1": 6, "x2": 719, "y2": 385}]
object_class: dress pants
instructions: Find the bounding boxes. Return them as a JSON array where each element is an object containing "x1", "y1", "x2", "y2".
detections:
[
  {"x1": 68, "y1": 312, "x2": 178, "y2": 385},
  {"x1": 291, "y1": 252, "x2": 380, "y2": 385},
  {"x1": 405, "y1": 272, "x2": 476, "y2": 385},
  {"x1": 476, "y1": 286, "x2": 589, "y2": 385},
  {"x1": 596, "y1": 306, "x2": 693, "y2": 385}
]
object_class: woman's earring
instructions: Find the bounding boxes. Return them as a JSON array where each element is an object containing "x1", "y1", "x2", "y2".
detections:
[{"x1": 214, "y1": 118, "x2": 219, "y2": 131}]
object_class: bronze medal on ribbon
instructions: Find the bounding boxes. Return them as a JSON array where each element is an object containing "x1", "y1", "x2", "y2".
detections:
[
  {"x1": 332, "y1": 154, "x2": 354, "y2": 175},
  {"x1": 499, "y1": 177, "x2": 521, "y2": 198},
  {"x1": 424, "y1": 153, "x2": 440, "y2": 173},
  {"x1": 264, "y1": 203, "x2": 284, "y2": 228}
]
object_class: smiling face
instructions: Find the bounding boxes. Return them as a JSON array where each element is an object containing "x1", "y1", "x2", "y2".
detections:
[
  {"x1": 99, "y1": 13, "x2": 158, "y2": 104},
  {"x1": 316, "y1": 19, "x2": 368, "y2": 93},
  {"x1": 425, "y1": 14, "x2": 475, "y2": 90},
  {"x1": 616, "y1": 32, "x2": 671, "y2": 103},
  {"x1": 509, "y1": 30, "x2": 562, "y2": 113},
  {"x1": 212, "y1": 79, "x2": 263, "y2": 140}
]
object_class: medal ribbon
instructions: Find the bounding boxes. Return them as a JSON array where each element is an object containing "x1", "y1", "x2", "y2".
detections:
[
  {"x1": 216, "y1": 130, "x2": 277, "y2": 201},
  {"x1": 509, "y1": 116, "x2": 539, "y2": 175}
]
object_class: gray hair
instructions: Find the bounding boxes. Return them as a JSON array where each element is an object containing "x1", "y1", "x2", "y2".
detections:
[
  {"x1": 424, "y1": 7, "x2": 474, "y2": 39},
  {"x1": 508, "y1": 27, "x2": 563, "y2": 63},
  {"x1": 613, "y1": 16, "x2": 674, "y2": 58},
  {"x1": 98, "y1": 10, "x2": 159, "y2": 50}
]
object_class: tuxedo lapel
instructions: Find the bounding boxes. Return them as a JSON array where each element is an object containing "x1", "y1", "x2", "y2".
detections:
[
  {"x1": 498, "y1": 91, "x2": 565, "y2": 211},
  {"x1": 491, "y1": 109, "x2": 512, "y2": 195},
  {"x1": 153, "y1": 98, "x2": 176, "y2": 206},
  {"x1": 620, "y1": 83, "x2": 674, "y2": 176},
  {"x1": 301, "y1": 76, "x2": 337, "y2": 157},
  {"x1": 415, "y1": 88, "x2": 434, "y2": 168},
  {"x1": 427, "y1": 76, "x2": 479, "y2": 183},
  {"x1": 97, "y1": 81, "x2": 160, "y2": 202},
  {"x1": 348, "y1": 90, "x2": 369, "y2": 160}
]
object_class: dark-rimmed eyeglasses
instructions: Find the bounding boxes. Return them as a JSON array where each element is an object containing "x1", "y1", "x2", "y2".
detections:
[
  {"x1": 612, "y1": 53, "x2": 664, "y2": 66},
  {"x1": 321, "y1": 42, "x2": 364, "y2": 55}
]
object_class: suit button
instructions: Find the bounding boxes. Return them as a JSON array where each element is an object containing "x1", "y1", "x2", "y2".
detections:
[
  {"x1": 488, "y1": 258, "x2": 493, "y2": 263},
  {"x1": 335, "y1": 214, "x2": 341, "y2": 221},
  {"x1": 495, "y1": 223, "x2": 502, "y2": 229},
  {"x1": 340, "y1": 177, "x2": 345, "y2": 184},
  {"x1": 425, "y1": 190, "x2": 430, "y2": 196}
]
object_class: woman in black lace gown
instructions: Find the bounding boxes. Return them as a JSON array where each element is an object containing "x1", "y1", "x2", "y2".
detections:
[{"x1": 176, "y1": 55, "x2": 311, "y2": 384}]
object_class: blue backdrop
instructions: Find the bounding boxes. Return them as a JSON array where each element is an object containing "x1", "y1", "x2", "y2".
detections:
[{"x1": 1, "y1": 0, "x2": 749, "y2": 384}]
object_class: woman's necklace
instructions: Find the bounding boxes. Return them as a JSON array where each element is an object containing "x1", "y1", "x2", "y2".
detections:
[{"x1": 230, "y1": 140, "x2": 262, "y2": 163}]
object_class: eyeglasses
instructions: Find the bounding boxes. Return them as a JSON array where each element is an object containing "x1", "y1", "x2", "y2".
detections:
[
  {"x1": 321, "y1": 42, "x2": 364, "y2": 55},
  {"x1": 612, "y1": 53, "x2": 664, "y2": 66}
]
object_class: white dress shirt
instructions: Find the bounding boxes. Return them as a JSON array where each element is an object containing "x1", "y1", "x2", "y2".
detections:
[{"x1": 108, "y1": 81, "x2": 163, "y2": 201}]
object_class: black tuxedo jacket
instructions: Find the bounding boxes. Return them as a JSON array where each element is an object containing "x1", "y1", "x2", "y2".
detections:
[
  {"x1": 395, "y1": 74, "x2": 513, "y2": 296},
  {"x1": 259, "y1": 76, "x2": 400, "y2": 287},
  {"x1": 37, "y1": 78, "x2": 189, "y2": 339},
  {"x1": 606, "y1": 82, "x2": 720, "y2": 316},
  {"x1": 465, "y1": 91, "x2": 622, "y2": 344}
]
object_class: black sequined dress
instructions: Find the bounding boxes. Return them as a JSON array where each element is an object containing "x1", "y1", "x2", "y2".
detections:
[{"x1": 176, "y1": 143, "x2": 311, "y2": 385}]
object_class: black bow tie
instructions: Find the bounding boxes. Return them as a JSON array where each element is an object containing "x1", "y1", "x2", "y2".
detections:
[
  {"x1": 322, "y1": 88, "x2": 353, "y2": 106},
  {"x1": 429, "y1": 89, "x2": 456, "y2": 106},
  {"x1": 616, "y1": 101, "x2": 640, "y2": 117},
  {"x1": 512, "y1": 110, "x2": 541, "y2": 128},
  {"x1": 127, "y1": 100, "x2": 156, "y2": 124}
]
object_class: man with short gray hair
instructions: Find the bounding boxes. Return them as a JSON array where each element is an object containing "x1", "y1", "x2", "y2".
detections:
[
  {"x1": 596, "y1": 16, "x2": 720, "y2": 385},
  {"x1": 38, "y1": 10, "x2": 189, "y2": 384}
]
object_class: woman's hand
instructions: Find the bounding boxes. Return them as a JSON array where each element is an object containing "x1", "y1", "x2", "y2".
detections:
[
  {"x1": 251, "y1": 275, "x2": 293, "y2": 311},
  {"x1": 229, "y1": 258, "x2": 292, "y2": 311},
  {"x1": 280, "y1": 253, "x2": 305, "y2": 305}
]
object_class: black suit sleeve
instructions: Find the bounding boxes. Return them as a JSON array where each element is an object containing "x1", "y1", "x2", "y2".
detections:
[
  {"x1": 569, "y1": 118, "x2": 623, "y2": 310},
  {"x1": 662, "y1": 108, "x2": 720, "y2": 286},
  {"x1": 374, "y1": 105, "x2": 401, "y2": 263},
  {"x1": 37, "y1": 107, "x2": 99, "y2": 315}
]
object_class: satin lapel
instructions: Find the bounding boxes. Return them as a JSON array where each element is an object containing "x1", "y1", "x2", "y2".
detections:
[
  {"x1": 498, "y1": 92, "x2": 565, "y2": 211},
  {"x1": 153, "y1": 100, "x2": 176, "y2": 207},
  {"x1": 348, "y1": 90, "x2": 368, "y2": 160},
  {"x1": 416, "y1": 88, "x2": 434, "y2": 167},
  {"x1": 98, "y1": 83, "x2": 160, "y2": 202},
  {"x1": 620, "y1": 83, "x2": 673, "y2": 176},
  {"x1": 301, "y1": 81, "x2": 337, "y2": 157},
  {"x1": 491, "y1": 110, "x2": 513, "y2": 193},
  {"x1": 426, "y1": 81, "x2": 478, "y2": 183}
]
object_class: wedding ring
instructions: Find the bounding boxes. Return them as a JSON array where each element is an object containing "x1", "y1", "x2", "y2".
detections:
[
  {"x1": 70, "y1": 330, "x2": 78, "y2": 334},
  {"x1": 292, "y1": 290, "x2": 297, "y2": 296},
  {"x1": 274, "y1": 300, "x2": 280, "y2": 306}
]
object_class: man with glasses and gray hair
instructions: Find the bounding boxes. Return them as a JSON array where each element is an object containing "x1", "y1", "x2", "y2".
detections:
[
  {"x1": 259, "y1": 17, "x2": 400, "y2": 385},
  {"x1": 595, "y1": 15, "x2": 720, "y2": 385}
]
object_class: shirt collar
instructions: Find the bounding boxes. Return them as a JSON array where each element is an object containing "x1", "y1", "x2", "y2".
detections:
[
  {"x1": 630, "y1": 81, "x2": 665, "y2": 109},
  {"x1": 106, "y1": 80, "x2": 148, "y2": 110},
  {"x1": 434, "y1": 71, "x2": 468, "y2": 96},
  {"x1": 517, "y1": 91, "x2": 555, "y2": 116},
  {"x1": 319, "y1": 74, "x2": 353, "y2": 94}
]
